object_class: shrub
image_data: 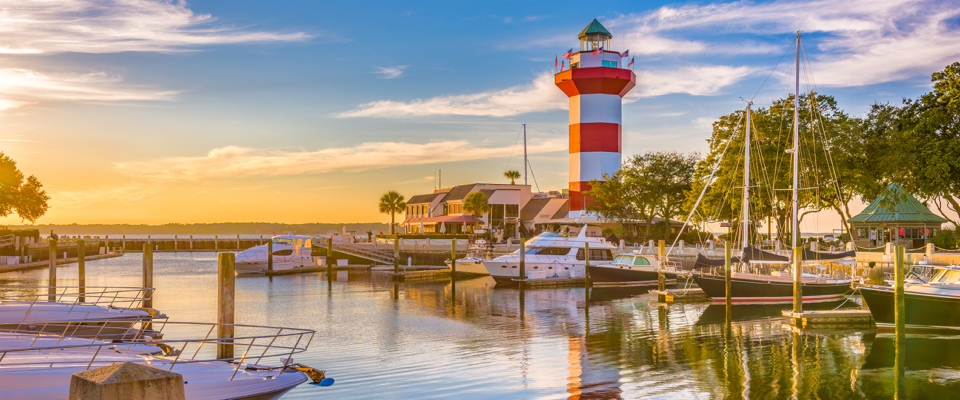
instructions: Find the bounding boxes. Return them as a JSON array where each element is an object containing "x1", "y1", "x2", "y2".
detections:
[{"x1": 931, "y1": 228, "x2": 959, "y2": 250}]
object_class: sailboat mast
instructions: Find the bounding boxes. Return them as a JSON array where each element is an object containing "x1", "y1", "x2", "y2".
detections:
[
  {"x1": 523, "y1": 124, "x2": 528, "y2": 186},
  {"x1": 792, "y1": 32, "x2": 801, "y2": 250},
  {"x1": 743, "y1": 102, "x2": 752, "y2": 251}
]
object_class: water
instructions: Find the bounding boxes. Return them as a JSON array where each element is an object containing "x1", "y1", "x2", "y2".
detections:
[{"x1": 2, "y1": 253, "x2": 956, "y2": 399}]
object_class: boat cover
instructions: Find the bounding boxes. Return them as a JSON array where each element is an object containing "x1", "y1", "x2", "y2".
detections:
[
  {"x1": 802, "y1": 249, "x2": 856, "y2": 261},
  {"x1": 741, "y1": 246, "x2": 790, "y2": 263},
  {"x1": 693, "y1": 253, "x2": 740, "y2": 269}
]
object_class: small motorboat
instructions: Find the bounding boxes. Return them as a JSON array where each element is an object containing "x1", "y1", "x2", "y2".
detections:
[
  {"x1": 861, "y1": 264, "x2": 960, "y2": 332},
  {"x1": 588, "y1": 251, "x2": 683, "y2": 285},
  {"x1": 445, "y1": 238, "x2": 493, "y2": 276},
  {"x1": 235, "y1": 235, "x2": 316, "y2": 274}
]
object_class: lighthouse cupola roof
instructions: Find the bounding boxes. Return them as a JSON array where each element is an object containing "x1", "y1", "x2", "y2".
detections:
[
  {"x1": 578, "y1": 19, "x2": 612, "y2": 39},
  {"x1": 578, "y1": 19, "x2": 612, "y2": 52}
]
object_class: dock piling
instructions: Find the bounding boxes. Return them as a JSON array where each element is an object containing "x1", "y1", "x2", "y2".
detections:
[
  {"x1": 724, "y1": 240, "x2": 731, "y2": 308},
  {"x1": 393, "y1": 235, "x2": 400, "y2": 273},
  {"x1": 174, "y1": 235, "x2": 178, "y2": 251},
  {"x1": 267, "y1": 239, "x2": 274, "y2": 271},
  {"x1": 215, "y1": 235, "x2": 218, "y2": 251},
  {"x1": 48, "y1": 238, "x2": 57, "y2": 301},
  {"x1": 584, "y1": 242, "x2": 591, "y2": 287},
  {"x1": 217, "y1": 252, "x2": 235, "y2": 360},
  {"x1": 78, "y1": 239, "x2": 86, "y2": 303},
  {"x1": 519, "y1": 238, "x2": 525, "y2": 280},
  {"x1": 451, "y1": 239, "x2": 457, "y2": 279},
  {"x1": 792, "y1": 246, "x2": 803, "y2": 315},
  {"x1": 894, "y1": 244, "x2": 906, "y2": 398},
  {"x1": 142, "y1": 242, "x2": 153, "y2": 309},
  {"x1": 657, "y1": 240, "x2": 666, "y2": 291}
]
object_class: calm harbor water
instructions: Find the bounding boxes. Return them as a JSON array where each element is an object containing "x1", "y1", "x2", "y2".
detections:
[{"x1": 2, "y1": 253, "x2": 957, "y2": 399}]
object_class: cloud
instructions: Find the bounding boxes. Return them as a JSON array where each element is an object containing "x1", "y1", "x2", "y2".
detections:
[
  {"x1": 338, "y1": 72, "x2": 567, "y2": 117},
  {"x1": 114, "y1": 139, "x2": 567, "y2": 181},
  {"x1": 0, "y1": 0, "x2": 310, "y2": 54},
  {"x1": 634, "y1": 65, "x2": 757, "y2": 98},
  {"x1": 51, "y1": 182, "x2": 155, "y2": 205},
  {"x1": 0, "y1": 68, "x2": 177, "y2": 110},
  {"x1": 374, "y1": 65, "x2": 408, "y2": 79},
  {"x1": 607, "y1": 0, "x2": 960, "y2": 86}
]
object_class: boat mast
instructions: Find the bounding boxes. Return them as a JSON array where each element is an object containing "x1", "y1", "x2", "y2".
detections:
[
  {"x1": 743, "y1": 102, "x2": 752, "y2": 252},
  {"x1": 792, "y1": 33, "x2": 800, "y2": 251},
  {"x1": 523, "y1": 123, "x2": 528, "y2": 186}
]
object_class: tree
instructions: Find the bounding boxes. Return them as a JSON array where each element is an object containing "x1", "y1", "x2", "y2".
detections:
[
  {"x1": 0, "y1": 152, "x2": 50, "y2": 223},
  {"x1": 378, "y1": 191, "x2": 405, "y2": 235},
  {"x1": 504, "y1": 170, "x2": 521, "y2": 185},
  {"x1": 463, "y1": 191, "x2": 489, "y2": 228}
]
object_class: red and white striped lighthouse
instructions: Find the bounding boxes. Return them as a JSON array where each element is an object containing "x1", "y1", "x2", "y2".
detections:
[{"x1": 555, "y1": 19, "x2": 636, "y2": 218}]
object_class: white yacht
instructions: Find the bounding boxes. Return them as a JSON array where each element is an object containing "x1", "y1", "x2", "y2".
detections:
[
  {"x1": 482, "y1": 226, "x2": 617, "y2": 284},
  {"x1": 235, "y1": 235, "x2": 315, "y2": 274},
  {"x1": 445, "y1": 238, "x2": 493, "y2": 276}
]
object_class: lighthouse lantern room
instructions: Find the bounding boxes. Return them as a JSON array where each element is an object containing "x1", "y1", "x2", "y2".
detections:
[{"x1": 555, "y1": 19, "x2": 636, "y2": 218}]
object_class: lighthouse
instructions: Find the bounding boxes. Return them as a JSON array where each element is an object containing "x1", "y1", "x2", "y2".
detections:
[{"x1": 555, "y1": 19, "x2": 636, "y2": 218}]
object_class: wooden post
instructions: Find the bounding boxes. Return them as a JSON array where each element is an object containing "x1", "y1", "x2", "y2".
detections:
[
  {"x1": 78, "y1": 239, "x2": 86, "y2": 303},
  {"x1": 122, "y1": 235, "x2": 126, "y2": 252},
  {"x1": 217, "y1": 253, "x2": 235, "y2": 360},
  {"x1": 657, "y1": 240, "x2": 666, "y2": 291},
  {"x1": 48, "y1": 238, "x2": 57, "y2": 302},
  {"x1": 174, "y1": 235, "x2": 178, "y2": 251},
  {"x1": 215, "y1": 235, "x2": 218, "y2": 250},
  {"x1": 190, "y1": 235, "x2": 194, "y2": 250},
  {"x1": 393, "y1": 235, "x2": 400, "y2": 273},
  {"x1": 236, "y1": 234, "x2": 240, "y2": 250},
  {"x1": 894, "y1": 244, "x2": 906, "y2": 399},
  {"x1": 792, "y1": 246, "x2": 803, "y2": 314},
  {"x1": 724, "y1": 240, "x2": 732, "y2": 306},
  {"x1": 519, "y1": 238, "x2": 525, "y2": 280},
  {"x1": 584, "y1": 242, "x2": 591, "y2": 287},
  {"x1": 267, "y1": 239, "x2": 274, "y2": 271},
  {"x1": 143, "y1": 242, "x2": 153, "y2": 309},
  {"x1": 451, "y1": 239, "x2": 457, "y2": 278}
]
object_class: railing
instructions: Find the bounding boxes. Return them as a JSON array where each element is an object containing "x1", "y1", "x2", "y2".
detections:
[
  {"x1": 320, "y1": 239, "x2": 396, "y2": 264},
  {"x1": 0, "y1": 321, "x2": 315, "y2": 380},
  {"x1": 0, "y1": 286, "x2": 155, "y2": 311}
]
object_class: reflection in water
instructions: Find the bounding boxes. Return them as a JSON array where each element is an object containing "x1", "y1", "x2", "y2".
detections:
[{"x1": 4, "y1": 253, "x2": 959, "y2": 399}]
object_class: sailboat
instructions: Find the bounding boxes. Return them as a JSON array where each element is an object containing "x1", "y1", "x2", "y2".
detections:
[{"x1": 691, "y1": 33, "x2": 854, "y2": 304}]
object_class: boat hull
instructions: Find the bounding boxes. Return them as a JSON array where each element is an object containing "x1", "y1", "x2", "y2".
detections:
[
  {"x1": 860, "y1": 286, "x2": 960, "y2": 332},
  {"x1": 693, "y1": 274, "x2": 851, "y2": 304},
  {"x1": 235, "y1": 259, "x2": 314, "y2": 274},
  {"x1": 588, "y1": 265, "x2": 679, "y2": 284},
  {"x1": 445, "y1": 260, "x2": 489, "y2": 276}
]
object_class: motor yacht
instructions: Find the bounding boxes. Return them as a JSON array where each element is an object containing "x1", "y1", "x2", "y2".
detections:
[
  {"x1": 588, "y1": 251, "x2": 683, "y2": 285},
  {"x1": 0, "y1": 321, "x2": 327, "y2": 400},
  {"x1": 482, "y1": 226, "x2": 616, "y2": 284},
  {"x1": 861, "y1": 264, "x2": 960, "y2": 332},
  {"x1": 235, "y1": 235, "x2": 316, "y2": 274}
]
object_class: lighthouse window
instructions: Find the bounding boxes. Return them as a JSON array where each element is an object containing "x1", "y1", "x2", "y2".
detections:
[{"x1": 602, "y1": 60, "x2": 617, "y2": 68}]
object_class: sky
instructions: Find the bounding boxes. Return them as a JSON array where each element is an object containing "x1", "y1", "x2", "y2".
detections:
[{"x1": 1, "y1": 0, "x2": 959, "y2": 229}]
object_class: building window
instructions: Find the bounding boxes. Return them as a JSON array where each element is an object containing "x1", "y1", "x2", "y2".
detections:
[
  {"x1": 602, "y1": 60, "x2": 617, "y2": 68},
  {"x1": 506, "y1": 204, "x2": 519, "y2": 218}
]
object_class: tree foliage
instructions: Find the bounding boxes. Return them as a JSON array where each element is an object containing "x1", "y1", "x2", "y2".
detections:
[
  {"x1": 378, "y1": 190, "x2": 405, "y2": 235},
  {"x1": 503, "y1": 170, "x2": 521, "y2": 185},
  {"x1": 0, "y1": 152, "x2": 50, "y2": 223},
  {"x1": 463, "y1": 191, "x2": 489, "y2": 227}
]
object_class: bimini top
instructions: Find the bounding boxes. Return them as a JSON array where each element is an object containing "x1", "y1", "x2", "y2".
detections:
[
  {"x1": 847, "y1": 183, "x2": 948, "y2": 224},
  {"x1": 579, "y1": 19, "x2": 612, "y2": 39},
  {"x1": 272, "y1": 235, "x2": 312, "y2": 240}
]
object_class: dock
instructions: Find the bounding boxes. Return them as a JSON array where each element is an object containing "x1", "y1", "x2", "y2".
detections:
[
  {"x1": 782, "y1": 309, "x2": 875, "y2": 329},
  {"x1": 386, "y1": 269, "x2": 452, "y2": 281},
  {"x1": 0, "y1": 252, "x2": 123, "y2": 274},
  {"x1": 513, "y1": 277, "x2": 586, "y2": 288},
  {"x1": 593, "y1": 279, "x2": 676, "y2": 287},
  {"x1": 651, "y1": 288, "x2": 711, "y2": 303}
]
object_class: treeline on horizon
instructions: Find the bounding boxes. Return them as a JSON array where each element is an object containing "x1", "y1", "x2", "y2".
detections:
[{"x1": 5, "y1": 222, "x2": 391, "y2": 235}]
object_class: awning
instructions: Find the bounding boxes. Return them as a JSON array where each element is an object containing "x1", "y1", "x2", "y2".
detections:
[{"x1": 402, "y1": 215, "x2": 477, "y2": 225}]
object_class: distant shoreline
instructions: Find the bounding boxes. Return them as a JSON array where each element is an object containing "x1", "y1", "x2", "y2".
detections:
[{"x1": 4, "y1": 222, "x2": 390, "y2": 236}]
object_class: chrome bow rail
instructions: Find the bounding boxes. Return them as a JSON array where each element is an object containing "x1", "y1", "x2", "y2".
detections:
[{"x1": 0, "y1": 286, "x2": 155, "y2": 310}]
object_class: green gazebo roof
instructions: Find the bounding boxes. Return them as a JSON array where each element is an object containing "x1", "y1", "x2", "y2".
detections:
[
  {"x1": 847, "y1": 183, "x2": 948, "y2": 224},
  {"x1": 579, "y1": 19, "x2": 612, "y2": 39}
]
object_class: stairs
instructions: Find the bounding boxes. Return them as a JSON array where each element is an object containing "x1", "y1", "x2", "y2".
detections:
[{"x1": 315, "y1": 239, "x2": 396, "y2": 265}]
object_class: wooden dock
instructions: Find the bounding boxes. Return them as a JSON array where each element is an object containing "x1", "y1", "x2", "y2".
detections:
[
  {"x1": 513, "y1": 277, "x2": 586, "y2": 288},
  {"x1": 651, "y1": 288, "x2": 711, "y2": 303},
  {"x1": 782, "y1": 309, "x2": 875, "y2": 329},
  {"x1": 593, "y1": 279, "x2": 676, "y2": 288},
  {"x1": 0, "y1": 252, "x2": 123, "y2": 274},
  {"x1": 386, "y1": 269, "x2": 452, "y2": 281}
]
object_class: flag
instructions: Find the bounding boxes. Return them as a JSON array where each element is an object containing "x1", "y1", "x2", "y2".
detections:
[
  {"x1": 562, "y1": 48, "x2": 573, "y2": 59},
  {"x1": 592, "y1": 46, "x2": 603, "y2": 56},
  {"x1": 561, "y1": 60, "x2": 565, "y2": 71},
  {"x1": 555, "y1": 55, "x2": 558, "y2": 69},
  {"x1": 627, "y1": 57, "x2": 634, "y2": 67},
  {"x1": 620, "y1": 50, "x2": 629, "y2": 58}
]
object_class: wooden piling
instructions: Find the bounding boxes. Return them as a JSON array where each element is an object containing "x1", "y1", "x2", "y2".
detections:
[
  {"x1": 190, "y1": 235, "x2": 193, "y2": 250},
  {"x1": 519, "y1": 238, "x2": 525, "y2": 280},
  {"x1": 48, "y1": 238, "x2": 57, "y2": 302},
  {"x1": 894, "y1": 245, "x2": 905, "y2": 398},
  {"x1": 214, "y1": 235, "x2": 218, "y2": 251},
  {"x1": 451, "y1": 239, "x2": 457, "y2": 278},
  {"x1": 267, "y1": 239, "x2": 274, "y2": 271},
  {"x1": 724, "y1": 240, "x2": 731, "y2": 307},
  {"x1": 78, "y1": 239, "x2": 86, "y2": 303},
  {"x1": 792, "y1": 246, "x2": 803, "y2": 314},
  {"x1": 393, "y1": 235, "x2": 400, "y2": 273},
  {"x1": 174, "y1": 235, "x2": 178, "y2": 251},
  {"x1": 657, "y1": 240, "x2": 666, "y2": 291},
  {"x1": 584, "y1": 242, "x2": 591, "y2": 287},
  {"x1": 236, "y1": 234, "x2": 240, "y2": 250},
  {"x1": 217, "y1": 252, "x2": 235, "y2": 360},
  {"x1": 142, "y1": 242, "x2": 153, "y2": 309}
]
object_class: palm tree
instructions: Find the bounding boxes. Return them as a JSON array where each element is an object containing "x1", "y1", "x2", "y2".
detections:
[
  {"x1": 378, "y1": 191, "x2": 406, "y2": 235},
  {"x1": 463, "y1": 191, "x2": 489, "y2": 229},
  {"x1": 504, "y1": 170, "x2": 521, "y2": 185}
]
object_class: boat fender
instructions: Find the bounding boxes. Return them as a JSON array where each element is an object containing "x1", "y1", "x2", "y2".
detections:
[{"x1": 286, "y1": 363, "x2": 334, "y2": 386}]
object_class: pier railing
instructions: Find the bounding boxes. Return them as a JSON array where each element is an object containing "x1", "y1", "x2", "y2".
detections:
[
  {"x1": 318, "y1": 239, "x2": 396, "y2": 264},
  {"x1": 0, "y1": 286, "x2": 156, "y2": 311}
]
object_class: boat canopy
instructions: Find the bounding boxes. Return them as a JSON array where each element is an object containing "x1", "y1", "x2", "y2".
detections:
[
  {"x1": 802, "y1": 249, "x2": 856, "y2": 261},
  {"x1": 741, "y1": 246, "x2": 790, "y2": 263},
  {"x1": 693, "y1": 253, "x2": 741, "y2": 269}
]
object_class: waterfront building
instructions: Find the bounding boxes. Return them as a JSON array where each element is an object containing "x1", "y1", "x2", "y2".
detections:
[
  {"x1": 848, "y1": 183, "x2": 947, "y2": 249},
  {"x1": 401, "y1": 184, "x2": 567, "y2": 238},
  {"x1": 555, "y1": 19, "x2": 636, "y2": 218}
]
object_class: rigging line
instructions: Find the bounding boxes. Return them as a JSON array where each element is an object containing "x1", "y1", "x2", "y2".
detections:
[
  {"x1": 667, "y1": 114, "x2": 744, "y2": 257},
  {"x1": 501, "y1": 126, "x2": 524, "y2": 183},
  {"x1": 751, "y1": 39, "x2": 795, "y2": 102},
  {"x1": 526, "y1": 158, "x2": 541, "y2": 193}
]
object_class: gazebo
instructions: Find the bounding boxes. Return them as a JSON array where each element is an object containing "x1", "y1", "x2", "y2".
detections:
[{"x1": 848, "y1": 183, "x2": 947, "y2": 249}]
